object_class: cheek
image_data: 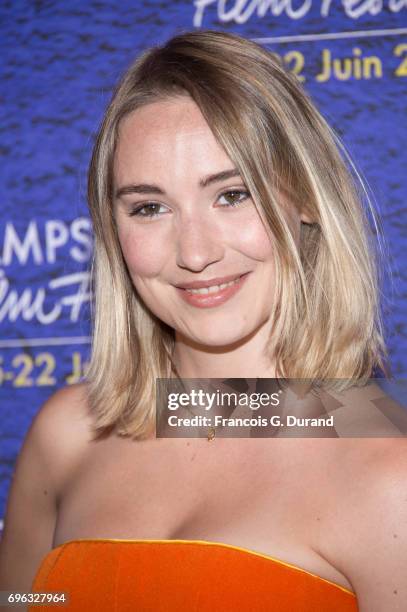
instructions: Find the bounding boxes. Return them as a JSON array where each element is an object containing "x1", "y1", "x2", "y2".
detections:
[
  {"x1": 236, "y1": 215, "x2": 274, "y2": 262},
  {"x1": 118, "y1": 228, "x2": 166, "y2": 278}
]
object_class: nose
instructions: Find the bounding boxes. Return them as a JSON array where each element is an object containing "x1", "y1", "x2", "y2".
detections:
[{"x1": 175, "y1": 213, "x2": 224, "y2": 272}]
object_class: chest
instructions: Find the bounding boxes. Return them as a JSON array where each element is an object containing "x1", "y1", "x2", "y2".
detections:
[
  {"x1": 55, "y1": 437, "x2": 325, "y2": 544},
  {"x1": 52, "y1": 437, "x2": 354, "y2": 591}
]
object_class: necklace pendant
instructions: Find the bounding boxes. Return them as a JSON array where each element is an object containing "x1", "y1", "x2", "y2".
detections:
[{"x1": 207, "y1": 427, "x2": 216, "y2": 441}]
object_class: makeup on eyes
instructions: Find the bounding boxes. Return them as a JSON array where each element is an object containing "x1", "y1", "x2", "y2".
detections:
[{"x1": 126, "y1": 187, "x2": 251, "y2": 218}]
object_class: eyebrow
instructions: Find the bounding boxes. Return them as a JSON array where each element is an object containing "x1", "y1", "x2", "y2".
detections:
[{"x1": 114, "y1": 168, "x2": 241, "y2": 199}]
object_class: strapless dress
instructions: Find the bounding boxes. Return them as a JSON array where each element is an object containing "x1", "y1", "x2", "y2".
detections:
[{"x1": 30, "y1": 539, "x2": 358, "y2": 610}]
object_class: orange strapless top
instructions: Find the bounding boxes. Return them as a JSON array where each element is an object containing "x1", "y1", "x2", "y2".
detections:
[{"x1": 31, "y1": 539, "x2": 358, "y2": 611}]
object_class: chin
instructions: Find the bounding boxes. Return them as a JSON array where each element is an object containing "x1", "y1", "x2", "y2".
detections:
[{"x1": 178, "y1": 321, "x2": 254, "y2": 351}]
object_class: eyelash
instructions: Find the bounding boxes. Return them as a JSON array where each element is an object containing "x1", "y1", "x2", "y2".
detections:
[{"x1": 128, "y1": 189, "x2": 251, "y2": 218}]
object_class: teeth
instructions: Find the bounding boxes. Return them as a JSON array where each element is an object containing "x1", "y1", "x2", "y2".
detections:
[{"x1": 186, "y1": 278, "x2": 240, "y2": 295}]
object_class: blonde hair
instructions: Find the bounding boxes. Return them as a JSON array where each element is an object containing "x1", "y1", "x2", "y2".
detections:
[{"x1": 86, "y1": 29, "x2": 387, "y2": 439}]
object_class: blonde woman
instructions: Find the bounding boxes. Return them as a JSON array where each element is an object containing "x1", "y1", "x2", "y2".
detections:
[{"x1": 1, "y1": 30, "x2": 406, "y2": 611}]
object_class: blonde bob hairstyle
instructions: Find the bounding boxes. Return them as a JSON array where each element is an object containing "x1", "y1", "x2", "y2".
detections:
[{"x1": 87, "y1": 29, "x2": 386, "y2": 439}]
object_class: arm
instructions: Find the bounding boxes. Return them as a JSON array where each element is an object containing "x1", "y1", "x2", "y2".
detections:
[
  {"x1": 344, "y1": 440, "x2": 407, "y2": 611},
  {"x1": 0, "y1": 384, "x2": 90, "y2": 592}
]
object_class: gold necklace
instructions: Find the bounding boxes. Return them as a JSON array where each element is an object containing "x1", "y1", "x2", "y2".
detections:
[
  {"x1": 182, "y1": 403, "x2": 219, "y2": 441},
  {"x1": 207, "y1": 426, "x2": 216, "y2": 442},
  {"x1": 169, "y1": 361, "x2": 219, "y2": 442}
]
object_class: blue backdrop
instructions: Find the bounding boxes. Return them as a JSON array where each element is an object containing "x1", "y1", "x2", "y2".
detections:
[{"x1": 1, "y1": 1, "x2": 406, "y2": 527}]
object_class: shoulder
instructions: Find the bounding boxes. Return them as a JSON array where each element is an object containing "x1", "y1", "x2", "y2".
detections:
[
  {"x1": 34, "y1": 381, "x2": 91, "y2": 426},
  {"x1": 31, "y1": 383, "x2": 93, "y2": 443},
  {"x1": 27, "y1": 383, "x2": 94, "y2": 485},
  {"x1": 351, "y1": 438, "x2": 407, "y2": 520},
  {"x1": 333, "y1": 439, "x2": 407, "y2": 611}
]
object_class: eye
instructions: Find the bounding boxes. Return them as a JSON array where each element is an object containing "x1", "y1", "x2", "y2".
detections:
[
  {"x1": 128, "y1": 203, "x2": 168, "y2": 218},
  {"x1": 217, "y1": 189, "x2": 250, "y2": 207}
]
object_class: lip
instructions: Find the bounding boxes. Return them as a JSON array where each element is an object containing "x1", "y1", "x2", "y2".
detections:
[
  {"x1": 175, "y1": 273, "x2": 247, "y2": 290},
  {"x1": 175, "y1": 272, "x2": 251, "y2": 309}
]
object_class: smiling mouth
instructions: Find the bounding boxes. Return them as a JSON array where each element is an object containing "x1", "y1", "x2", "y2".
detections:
[
  {"x1": 174, "y1": 272, "x2": 251, "y2": 309},
  {"x1": 175, "y1": 272, "x2": 248, "y2": 290},
  {"x1": 184, "y1": 277, "x2": 243, "y2": 295}
]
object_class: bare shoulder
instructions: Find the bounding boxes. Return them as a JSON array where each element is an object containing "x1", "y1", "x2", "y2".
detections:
[
  {"x1": 22, "y1": 383, "x2": 94, "y2": 493},
  {"x1": 32, "y1": 383, "x2": 93, "y2": 457},
  {"x1": 34, "y1": 382, "x2": 92, "y2": 431},
  {"x1": 329, "y1": 438, "x2": 407, "y2": 611},
  {"x1": 0, "y1": 383, "x2": 94, "y2": 592}
]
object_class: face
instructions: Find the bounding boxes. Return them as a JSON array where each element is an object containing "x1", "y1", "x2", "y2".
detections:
[{"x1": 113, "y1": 96, "x2": 301, "y2": 348}]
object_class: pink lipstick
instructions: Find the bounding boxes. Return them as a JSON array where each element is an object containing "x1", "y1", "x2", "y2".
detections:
[{"x1": 174, "y1": 272, "x2": 251, "y2": 308}]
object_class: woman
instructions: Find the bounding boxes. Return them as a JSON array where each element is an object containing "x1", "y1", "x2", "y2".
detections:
[{"x1": 1, "y1": 30, "x2": 406, "y2": 611}]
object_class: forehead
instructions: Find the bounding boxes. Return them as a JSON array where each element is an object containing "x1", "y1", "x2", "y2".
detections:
[{"x1": 113, "y1": 96, "x2": 233, "y2": 184}]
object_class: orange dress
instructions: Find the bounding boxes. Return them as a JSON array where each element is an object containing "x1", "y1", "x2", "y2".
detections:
[{"x1": 31, "y1": 539, "x2": 358, "y2": 611}]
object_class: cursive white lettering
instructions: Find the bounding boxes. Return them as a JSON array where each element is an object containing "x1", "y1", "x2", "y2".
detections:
[
  {"x1": 193, "y1": 0, "x2": 405, "y2": 24},
  {"x1": 342, "y1": 0, "x2": 382, "y2": 18},
  {"x1": 0, "y1": 269, "x2": 90, "y2": 324}
]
